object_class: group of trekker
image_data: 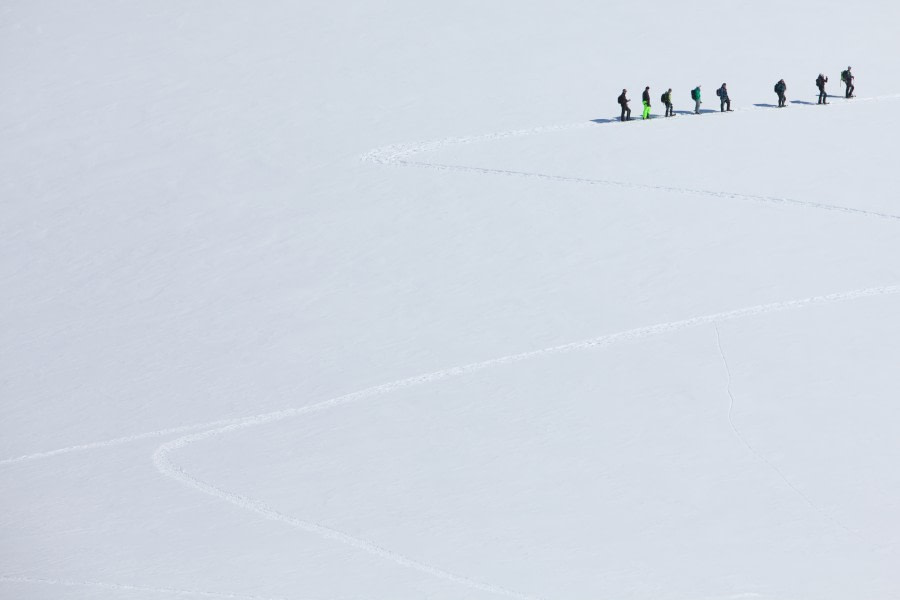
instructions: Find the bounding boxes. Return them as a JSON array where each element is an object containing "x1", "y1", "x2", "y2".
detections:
[{"x1": 616, "y1": 67, "x2": 856, "y2": 121}]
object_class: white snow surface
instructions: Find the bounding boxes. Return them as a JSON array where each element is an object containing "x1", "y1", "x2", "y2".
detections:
[{"x1": 3, "y1": 1, "x2": 900, "y2": 599}]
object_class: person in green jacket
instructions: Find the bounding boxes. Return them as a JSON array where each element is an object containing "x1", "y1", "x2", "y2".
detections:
[
  {"x1": 691, "y1": 86, "x2": 702, "y2": 114},
  {"x1": 662, "y1": 88, "x2": 674, "y2": 117}
]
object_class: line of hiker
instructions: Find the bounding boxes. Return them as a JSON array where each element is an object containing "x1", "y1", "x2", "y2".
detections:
[
  {"x1": 617, "y1": 83, "x2": 731, "y2": 121},
  {"x1": 616, "y1": 67, "x2": 856, "y2": 121},
  {"x1": 776, "y1": 67, "x2": 854, "y2": 108}
]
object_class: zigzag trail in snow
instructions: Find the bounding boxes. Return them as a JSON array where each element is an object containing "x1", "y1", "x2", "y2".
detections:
[
  {"x1": 152, "y1": 283, "x2": 900, "y2": 600},
  {"x1": 362, "y1": 93, "x2": 900, "y2": 223},
  {"x1": 6, "y1": 94, "x2": 893, "y2": 472},
  {"x1": 0, "y1": 575, "x2": 292, "y2": 600}
]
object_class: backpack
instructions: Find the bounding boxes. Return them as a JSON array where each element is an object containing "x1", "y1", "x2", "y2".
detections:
[
  {"x1": 660, "y1": 93, "x2": 667, "y2": 103},
  {"x1": 716, "y1": 87, "x2": 722, "y2": 97},
  {"x1": 841, "y1": 70, "x2": 848, "y2": 82},
  {"x1": 774, "y1": 83, "x2": 779, "y2": 93},
  {"x1": 691, "y1": 88, "x2": 698, "y2": 100}
]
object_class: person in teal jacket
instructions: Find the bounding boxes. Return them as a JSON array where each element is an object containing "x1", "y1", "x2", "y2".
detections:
[{"x1": 691, "y1": 86, "x2": 701, "y2": 113}]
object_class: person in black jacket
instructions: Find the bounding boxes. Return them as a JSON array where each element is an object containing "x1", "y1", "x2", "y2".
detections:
[
  {"x1": 775, "y1": 79, "x2": 787, "y2": 107},
  {"x1": 618, "y1": 89, "x2": 631, "y2": 121},
  {"x1": 716, "y1": 83, "x2": 732, "y2": 112},
  {"x1": 641, "y1": 86, "x2": 651, "y2": 119},
  {"x1": 841, "y1": 67, "x2": 855, "y2": 98},
  {"x1": 816, "y1": 74, "x2": 829, "y2": 104}
]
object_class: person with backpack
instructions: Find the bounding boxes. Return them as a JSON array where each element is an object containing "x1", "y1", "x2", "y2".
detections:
[
  {"x1": 641, "y1": 86, "x2": 651, "y2": 120},
  {"x1": 691, "y1": 85, "x2": 701, "y2": 114},
  {"x1": 774, "y1": 79, "x2": 787, "y2": 107},
  {"x1": 716, "y1": 83, "x2": 732, "y2": 112},
  {"x1": 841, "y1": 67, "x2": 855, "y2": 98},
  {"x1": 661, "y1": 88, "x2": 674, "y2": 117},
  {"x1": 618, "y1": 89, "x2": 632, "y2": 121},
  {"x1": 816, "y1": 73, "x2": 829, "y2": 104}
]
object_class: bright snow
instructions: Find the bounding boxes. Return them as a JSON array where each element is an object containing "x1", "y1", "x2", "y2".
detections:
[{"x1": 2, "y1": 1, "x2": 900, "y2": 599}]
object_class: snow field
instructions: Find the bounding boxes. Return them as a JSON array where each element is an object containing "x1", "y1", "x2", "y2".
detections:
[{"x1": 4, "y1": 1, "x2": 900, "y2": 599}]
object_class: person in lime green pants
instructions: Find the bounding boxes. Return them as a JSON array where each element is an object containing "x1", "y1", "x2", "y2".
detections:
[{"x1": 641, "y1": 86, "x2": 651, "y2": 119}]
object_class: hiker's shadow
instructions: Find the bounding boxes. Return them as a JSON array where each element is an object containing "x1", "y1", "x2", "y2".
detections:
[
  {"x1": 674, "y1": 109, "x2": 716, "y2": 115},
  {"x1": 754, "y1": 103, "x2": 779, "y2": 108},
  {"x1": 791, "y1": 100, "x2": 817, "y2": 105},
  {"x1": 591, "y1": 118, "x2": 620, "y2": 124}
]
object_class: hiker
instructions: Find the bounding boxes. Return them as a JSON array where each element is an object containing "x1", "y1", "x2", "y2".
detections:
[
  {"x1": 641, "y1": 86, "x2": 651, "y2": 120},
  {"x1": 618, "y1": 89, "x2": 632, "y2": 121},
  {"x1": 841, "y1": 66, "x2": 855, "y2": 98},
  {"x1": 691, "y1": 85, "x2": 701, "y2": 114},
  {"x1": 816, "y1": 73, "x2": 829, "y2": 104},
  {"x1": 662, "y1": 88, "x2": 674, "y2": 117},
  {"x1": 716, "y1": 83, "x2": 732, "y2": 112},
  {"x1": 775, "y1": 79, "x2": 787, "y2": 107}
]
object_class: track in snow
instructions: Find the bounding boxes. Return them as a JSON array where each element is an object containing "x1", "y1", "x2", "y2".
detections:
[
  {"x1": 149, "y1": 283, "x2": 900, "y2": 600},
  {"x1": 0, "y1": 416, "x2": 249, "y2": 467}
]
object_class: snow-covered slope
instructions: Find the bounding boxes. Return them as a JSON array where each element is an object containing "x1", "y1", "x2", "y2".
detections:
[{"x1": 3, "y1": 1, "x2": 900, "y2": 599}]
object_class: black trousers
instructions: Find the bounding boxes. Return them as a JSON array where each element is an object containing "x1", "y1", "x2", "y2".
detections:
[
  {"x1": 818, "y1": 87, "x2": 827, "y2": 103},
  {"x1": 846, "y1": 82, "x2": 855, "y2": 98},
  {"x1": 620, "y1": 105, "x2": 631, "y2": 121},
  {"x1": 720, "y1": 98, "x2": 731, "y2": 111},
  {"x1": 777, "y1": 93, "x2": 786, "y2": 107},
  {"x1": 665, "y1": 102, "x2": 673, "y2": 117}
]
